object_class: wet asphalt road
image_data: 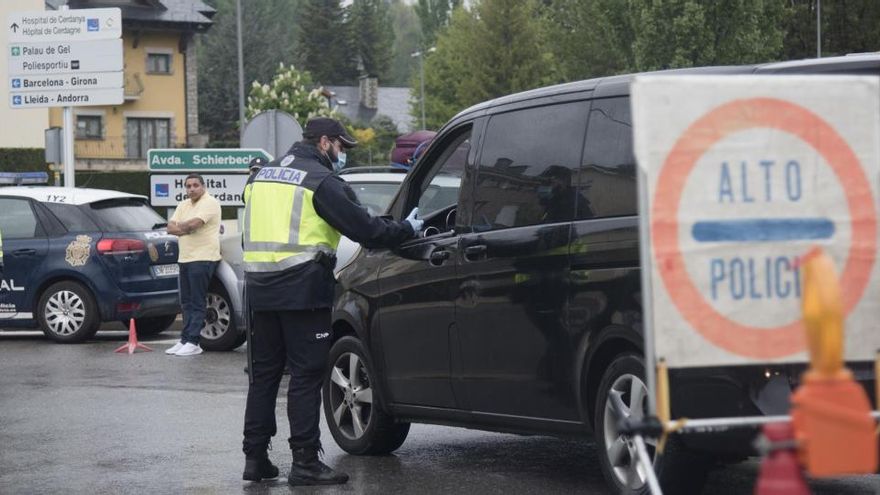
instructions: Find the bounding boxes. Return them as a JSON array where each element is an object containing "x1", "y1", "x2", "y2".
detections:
[{"x1": 0, "y1": 324, "x2": 877, "y2": 495}]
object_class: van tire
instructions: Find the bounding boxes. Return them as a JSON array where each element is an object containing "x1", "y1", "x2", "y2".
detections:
[
  {"x1": 37, "y1": 281, "x2": 100, "y2": 343},
  {"x1": 323, "y1": 336, "x2": 410, "y2": 455},
  {"x1": 594, "y1": 352, "x2": 712, "y2": 494}
]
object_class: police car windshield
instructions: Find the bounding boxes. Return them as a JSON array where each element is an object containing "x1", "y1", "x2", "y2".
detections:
[
  {"x1": 88, "y1": 198, "x2": 165, "y2": 233},
  {"x1": 347, "y1": 182, "x2": 399, "y2": 213}
]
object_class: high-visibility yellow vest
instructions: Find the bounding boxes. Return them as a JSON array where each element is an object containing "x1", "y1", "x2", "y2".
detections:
[{"x1": 243, "y1": 166, "x2": 341, "y2": 273}]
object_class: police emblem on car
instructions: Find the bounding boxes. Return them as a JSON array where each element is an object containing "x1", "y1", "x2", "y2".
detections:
[{"x1": 65, "y1": 235, "x2": 92, "y2": 267}]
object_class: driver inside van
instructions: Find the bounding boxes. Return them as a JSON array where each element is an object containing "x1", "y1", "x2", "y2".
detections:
[{"x1": 538, "y1": 165, "x2": 594, "y2": 222}]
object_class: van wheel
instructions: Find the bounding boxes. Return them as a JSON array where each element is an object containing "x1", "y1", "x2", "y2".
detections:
[
  {"x1": 199, "y1": 284, "x2": 244, "y2": 351},
  {"x1": 323, "y1": 336, "x2": 410, "y2": 455},
  {"x1": 134, "y1": 315, "x2": 177, "y2": 336},
  {"x1": 594, "y1": 352, "x2": 711, "y2": 494},
  {"x1": 37, "y1": 281, "x2": 99, "y2": 343}
]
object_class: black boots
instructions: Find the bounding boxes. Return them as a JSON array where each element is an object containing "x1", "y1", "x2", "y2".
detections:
[
  {"x1": 288, "y1": 447, "x2": 349, "y2": 486},
  {"x1": 242, "y1": 454, "x2": 279, "y2": 482}
]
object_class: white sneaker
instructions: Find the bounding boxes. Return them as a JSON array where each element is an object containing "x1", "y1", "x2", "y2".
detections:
[
  {"x1": 165, "y1": 342, "x2": 185, "y2": 355},
  {"x1": 174, "y1": 342, "x2": 203, "y2": 356}
]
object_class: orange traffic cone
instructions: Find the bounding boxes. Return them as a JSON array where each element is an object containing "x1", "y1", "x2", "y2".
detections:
[
  {"x1": 114, "y1": 318, "x2": 153, "y2": 354},
  {"x1": 754, "y1": 423, "x2": 810, "y2": 495}
]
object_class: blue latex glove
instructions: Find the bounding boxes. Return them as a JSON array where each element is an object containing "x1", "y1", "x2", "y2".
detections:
[{"x1": 405, "y1": 207, "x2": 423, "y2": 232}]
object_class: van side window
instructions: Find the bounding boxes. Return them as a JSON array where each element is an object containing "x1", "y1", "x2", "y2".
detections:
[
  {"x1": 416, "y1": 129, "x2": 470, "y2": 218},
  {"x1": 472, "y1": 101, "x2": 589, "y2": 231},
  {"x1": 0, "y1": 198, "x2": 43, "y2": 239},
  {"x1": 580, "y1": 97, "x2": 637, "y2": 218}
]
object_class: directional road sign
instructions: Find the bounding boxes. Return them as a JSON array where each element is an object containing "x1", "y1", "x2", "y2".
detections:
[
  {"x1": 10, "y1": 87, "x2": 123, "y2": 108},
  {"x1": 8, "y1": 39, "x2": 123, "y2": 75},
  {"x1": 150, "y1": 174, "x2": 250, "y2": 207},
  {"x1": 148, "y1": 149, "x2": 273, "y2": 172},
  {"x1": 7, "y1": 8, "x2": 121, "y2": 43},
  {"x1": 9, "y1": 72, "x2": 123, "y2": 92},
  {"x1": 633, "y1": 75, "x2": 880, "y2": 368}
]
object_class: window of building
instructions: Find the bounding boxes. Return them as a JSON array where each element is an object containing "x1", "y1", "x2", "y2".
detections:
[
  {"x1": 75, "y1": 115, "x2": 102, "y2": 139},
  {"x1": 126, "y1": 118, "x2": 170, "y2": 159},
  {"x1": 0, "y1": 199, "x2": 42, "y2": 239},
  {"x1": 471, "y1": 102, "x2": 589, "y2": 232},
  {"x1": 580, "y1": 97, "x2": 637, "y2": 218},
  {"x1": 146, "y1": 53, "x2": 172, "y2": 74}
]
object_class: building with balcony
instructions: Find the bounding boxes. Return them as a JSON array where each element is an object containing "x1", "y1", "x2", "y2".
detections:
[{"x1": 45, "y1": 0, "x2": 214, "y2": 171}]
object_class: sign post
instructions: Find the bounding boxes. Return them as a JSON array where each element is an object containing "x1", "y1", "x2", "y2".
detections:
[{"x1": 7, "y1": 6, "x2": 123, "y2": 187}]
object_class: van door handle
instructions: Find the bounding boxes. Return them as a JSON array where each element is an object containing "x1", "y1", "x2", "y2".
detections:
[
  {"x1": 12, "y1": 249, "x2": 36, "y2": 256},
  {"x1": 464, "y1": 244, "x2": 487, "y2": 261},
  {"x1": 429, "y1": 249, "x2": 450, "y2": 266}
]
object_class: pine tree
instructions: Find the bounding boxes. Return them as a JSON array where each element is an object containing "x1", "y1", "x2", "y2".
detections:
[
  {"x1": 350, "y1": 0, "x2": 394, "y2": 79},
  {"x1": 414, "y1": 0, "x2": 461, "y2": 47},
  {"x1": 295, "y1": 0, "x2": 357, "y2": 84}
]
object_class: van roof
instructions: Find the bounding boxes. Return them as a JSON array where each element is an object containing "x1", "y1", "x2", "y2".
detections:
[
  {"x1": 0, "y1": 186, "x2": 146, "y2": 205},
  {"x1": 448, "y1": 53, "x2": 880, "y2": 123}
]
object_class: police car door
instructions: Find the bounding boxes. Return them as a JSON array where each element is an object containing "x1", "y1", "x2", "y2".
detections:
[{"x1": 0, "y1": 197, "x2": 49, "y2": 323}]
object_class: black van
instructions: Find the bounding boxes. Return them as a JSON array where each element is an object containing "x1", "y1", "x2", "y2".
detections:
[{"x1": 327, "y1": 54, "x2": 879, "y2": 494}]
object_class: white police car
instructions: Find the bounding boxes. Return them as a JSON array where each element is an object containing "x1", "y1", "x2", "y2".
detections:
[{"x1": 0, "y1": 183, "x2": 180, "y2": 343}]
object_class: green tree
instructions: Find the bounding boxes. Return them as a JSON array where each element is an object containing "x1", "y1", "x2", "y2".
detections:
[
  {"x1": 415, "y1": 0, "x2": 556, "y2": 129},
  {"x1": 245, "y1": 63, "x2": 337, "y2": 123},
  {"x1": 414, "y1": 0, "x2": 461, "y2": 47},
  {"x1": 546, "y1": 0, "x2": 632, "y2": 82},
  {"x1": 630, "y1": 0, "x2": 784, "y2": 71},
  {"x1": 295, "y1": 0, "x2": 357, "y2": 84},
  {"x1": 198, "y1": 0, "x2": 300, "y2": 143},
  {"x1": 388, "y1": 0, "x2": 422, "y2": 86},
  {"x1": 350, "y1": 0, "x2": 395, "y2": 79},
  {"x1": 782, "y1": 0, "x2": 880, "y2": 60}
]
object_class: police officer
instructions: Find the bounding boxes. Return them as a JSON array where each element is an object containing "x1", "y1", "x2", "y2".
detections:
[{"x1": 241, "y1": 117, "x2": 422, "y2": 486}]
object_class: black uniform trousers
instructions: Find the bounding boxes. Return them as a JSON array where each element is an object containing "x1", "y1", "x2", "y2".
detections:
[{"x1": 242, "y1": 308, "x2": 331, "y2": 456}]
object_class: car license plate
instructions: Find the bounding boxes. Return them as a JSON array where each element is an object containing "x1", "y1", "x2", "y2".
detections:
[{"x1": 152, "y1": 264, "x2": 179, "y2": 277}]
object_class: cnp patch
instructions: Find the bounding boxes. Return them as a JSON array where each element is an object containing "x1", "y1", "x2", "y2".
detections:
[{"x1": 65, "y1": 235, "x2": 92, "y2": 267}]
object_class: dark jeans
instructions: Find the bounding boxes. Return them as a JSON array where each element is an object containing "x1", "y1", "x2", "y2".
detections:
[
  {"x1": 178, "y1": 261, "x2": 218, "y2": 345},
  {"x1": 242, "y1": 308, "x2": 331, "y2": 456}
]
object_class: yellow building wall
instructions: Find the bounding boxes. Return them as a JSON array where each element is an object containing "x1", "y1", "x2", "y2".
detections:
[{"x1": 50, "y1": 31, "x2": 187, "y2": 159}]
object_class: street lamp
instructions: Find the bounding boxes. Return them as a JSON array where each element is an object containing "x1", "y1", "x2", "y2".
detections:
[{"x1": 411, "y1": 47, "x2": 436, "y2": 130}]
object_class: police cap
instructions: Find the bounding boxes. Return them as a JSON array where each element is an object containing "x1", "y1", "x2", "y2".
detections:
[{"x1": 303, "y1": 117, "x2": 358, "y2": 148}]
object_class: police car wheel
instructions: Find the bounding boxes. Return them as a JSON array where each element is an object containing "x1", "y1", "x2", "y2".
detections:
[
  {"x1": 37, "y1": 281, "x2": 99, "y2": 343},
  {"x1": 594, "y1": 353, "x2": 711, "y2": 494},
  {"x1": 199, "y1": 285, "x2": 243, "y2": 351},
  {"x1": 323, "y1": 336, "x2": 410, "y2": 455}
]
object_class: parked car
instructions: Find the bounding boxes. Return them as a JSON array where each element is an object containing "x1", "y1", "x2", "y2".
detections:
[
  {"x1": 207, "y1": 167, "x2": 460, "y2": 351},
  {"x1": 326, "y1": 54, "x2": 880, "y2": 494},
  {"x1": 0, "y1": 187, "x2": 180, "y2": 343}
]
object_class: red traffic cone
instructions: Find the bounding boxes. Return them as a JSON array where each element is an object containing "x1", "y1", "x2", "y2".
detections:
[
  {"x1": 114, "y1": 318, "x2": 153, "y2": 354},
  {"x1": 754, "y1": 423, "x2": 810, "y2": 495}
]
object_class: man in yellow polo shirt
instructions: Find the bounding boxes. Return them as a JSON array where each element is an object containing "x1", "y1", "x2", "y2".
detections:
[{"x1": 166, "y1": 173, "x2": 222, "y2": 356}]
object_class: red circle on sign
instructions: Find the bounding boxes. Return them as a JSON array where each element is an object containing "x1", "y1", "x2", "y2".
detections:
[{"x1": 652, "y1": 98, "x2": 877, "y2": 359}]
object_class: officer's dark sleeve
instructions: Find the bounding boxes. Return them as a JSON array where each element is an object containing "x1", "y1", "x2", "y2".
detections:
[{"x1": 312, "y1": 175, "x2": 415, "y2": 249}]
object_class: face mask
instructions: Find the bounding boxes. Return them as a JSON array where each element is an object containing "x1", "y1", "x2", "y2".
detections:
[{"x1": 334, "y1": 152, "x2": 347, "y2": 172}]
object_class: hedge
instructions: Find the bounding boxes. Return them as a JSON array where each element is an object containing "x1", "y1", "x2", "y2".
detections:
[{"x1": 0, "y1": 148, "x2": 48, "y2": 172}]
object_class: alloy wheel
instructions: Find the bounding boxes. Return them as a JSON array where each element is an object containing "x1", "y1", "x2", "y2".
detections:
[
  {"x1": 602, "y1": 372, "x2": 657, "y2": 490},
  {"x1": 44, "y1": 290, "x2": 86, "y2": 336},
  {"x1": 328, "y1": 352, "x2": 374, "y2": 440},
  {"x1": 201, "y1": 292, "x2": 231, "y2": 340}
]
